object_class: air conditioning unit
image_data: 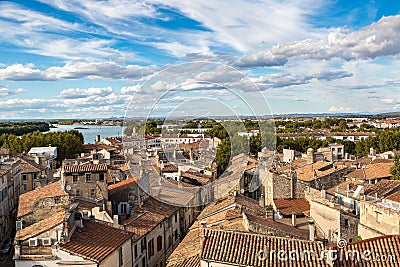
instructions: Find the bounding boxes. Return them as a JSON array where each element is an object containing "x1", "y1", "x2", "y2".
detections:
[
  {"x1": 42, "y1": 238, "x2": 51, "y2": 246},
  {"x1": 28, "y1": 238, "x2": 38, "y2": 246}
]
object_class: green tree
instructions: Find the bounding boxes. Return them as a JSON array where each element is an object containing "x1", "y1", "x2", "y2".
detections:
[{"x1": 391, "y1": 155, "x2": 400, "y2": 180}]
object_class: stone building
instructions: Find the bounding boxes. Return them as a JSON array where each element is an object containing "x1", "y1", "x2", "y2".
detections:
[
  {"x1": 61, "y1": 163, "x2": 108, "y2": 202},
  {"x1": 262, "y1": 157, "x2": 348, "y2": 206},
  {"x1": 17, "y1": 181, "x2": 69, "y2": 227},
  {"x1": 358, "y1": 191, "x2": 400, "y2": 239}
]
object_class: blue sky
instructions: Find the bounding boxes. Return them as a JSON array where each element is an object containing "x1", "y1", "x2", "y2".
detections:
[{"x1": 0, "y1": 0, "x2": 400, "y2": 118}]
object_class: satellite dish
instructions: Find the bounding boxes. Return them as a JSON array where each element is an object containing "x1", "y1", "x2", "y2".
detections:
[
  {"x1": 240, "y1": 189, "x2": 245, "y2": 194},
  {"x1": 65, "y1": 185, "x2": 71, "y2": 191}
]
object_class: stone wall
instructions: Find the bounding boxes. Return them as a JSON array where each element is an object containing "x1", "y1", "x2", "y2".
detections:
[
  {"x1": 358, "y1": 200, "x2": 400, "y2": 240},
  {"x1": 22, "y1": 195, "x2": 69, "y2": 226}
]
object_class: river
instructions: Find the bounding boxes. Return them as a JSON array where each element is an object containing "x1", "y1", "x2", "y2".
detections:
[{"x1": 47, "y1": 124, "x2": 126, "y2": 144}]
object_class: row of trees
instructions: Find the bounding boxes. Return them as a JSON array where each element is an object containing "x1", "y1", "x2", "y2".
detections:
[
  {"x1": 0, "y1": 130, "x2": 84, "y2": 165},
  {"x1": 0, "y1": 122, "x2": 50, "y2": 136}
]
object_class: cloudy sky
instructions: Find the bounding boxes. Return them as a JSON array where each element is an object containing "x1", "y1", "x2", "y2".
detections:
[{"x1": 1, "y1": 0, "x2": 400, "y2": 119}]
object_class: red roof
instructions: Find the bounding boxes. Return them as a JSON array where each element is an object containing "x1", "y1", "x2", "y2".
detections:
[
  {"x1": 273, "y1": 198, "x2": 310, "y2": 216},
  {"x1": 18, "y1": 181, "x2": 67, "y2": 217},
  {"x1": 108, "y1": 176, "x2": 138, "y2": 195},
  {"x1": 61, "y1": 220, "x2": 134, "y2": 263},
  {"x1": 63, "y1": 163, "x2": 108, "y2": 173}
]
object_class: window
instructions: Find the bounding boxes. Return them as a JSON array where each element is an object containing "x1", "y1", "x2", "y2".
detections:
[
  {"x1": 142, "y1": 258, "x2": 146, "y2": 267},
  {"x1": 141, "y1": 239, "x2": 145, "y2": 253},
  {"x1": 72, "y1": 175, "x2": 78, "y2": 183},
  {"x1": 148, "y1": 238, "x2": 154, "y2": 258},
  {"x1": 167, "y1": 218, "x2": 172, "y2": 228},
  {"x1": 22, "y1": 174, "x2": 28, "y2": 181},
  {"x1": 157, "y1": 235, "x2": 162, "y2": 251},
  {"x1": 118, "y1": 247, "x2": 123, "y2": 267},
  {"x1": 174, "y1": 229, "x2": 178, "y2": 241},
  {"x1": 85, "y1": 173, "x2": 91, "y2": 182},
  {"x1": 90, "y1": 189, "x2": 96, "y2": 199},
  {"x1": 344, "y1": 219, "x2": 349, "y2": 226},
  {"x1": 134, "y1": 244, "x2": 138, "y2": 259},
  {"x1": 23, "y1": 184, "x2": 27, "y2": 191},
  {"x1": 99, "y1": 173, "x2": 105, "y2": 182},
  {"x1": 174, "y1": 213, "x2": 178, "y2": 223},
  {"x1": 168, "y1": 236, "x2": 171, "y2": 248},
  {"x1": 75, "y1": 190, "x2": 81, "y2": 197},
  {"x1": 33, "y1": 173, "x2": 37, "y2": 180},
  {"x1": 376, "y1": 211, "x2": 381, "y2": 223}
]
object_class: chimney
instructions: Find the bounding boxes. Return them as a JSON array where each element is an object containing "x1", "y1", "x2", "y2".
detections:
[
  {"x1": 291, "y1": 213, "x2": 297, "y2": 227},
  {"x1": 308, "y1": 220, "x2": 315, "y2": 241},
  {"x1": 259, "y1": 193, "x2": 265, "y2": 207},
  {"x1": 89, "y1": 215, "x2": 95, "y2": 224},
  {"x1": 307, "y1": 148, "x2": 314, "y2": 164},
  {"x1": 123, "y1": 224, "x2": 128, "y2": 234},
  {"x1": 290, "y1": 174, "x2": 295, "y2": 199},
  {"x1": 113, "y1": 215, "x2": 119, "y2": 228}
]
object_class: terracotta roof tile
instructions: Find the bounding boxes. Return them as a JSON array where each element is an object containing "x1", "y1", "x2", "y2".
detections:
[
  {"x1": 364, "y1": 179, "x2": 400, "y2": 198},
  {"x1": 162, "y1": 164, "x2": 178, "y2": 172},
  {"x1": 201, "y1": 230, "x2": 328, "y2": 267},
  {"x1": 0, "y1": 169, "x2": 8, "y2": 177},
  {"x1": 63, "y1": 163, "x2": 108, "y2": 173},
  {"x1": 330, "y1": 235, "x2": 400, "y2": 267},
  {"x1": 198, "y1": 193, "x2": 265, "y2": 220},
  {"x1": 108, "y1": 176, "x2": 138, "y2": 195},
  {"x1": 167, "y1": 228, "x2": 202, "y2": 267},
  {"x1": 122, "y1": 211, "x2": 166, "y2": 237},
  {"x1": 16, "y1": 211, "x2": 65, "y2": 241},
  {"x1": 60, "y1": 221, "x2": 134, "y2": 263},
  {"x1": 181, "y1": 172, "x2": 212, "y2": 185},
  {"x1": 19, "y1": 157, "x2": 46, "y2": 174},
  {"x1": 326, "y1": 180, "x2": 364, "y2": 195},
  {"x1": 273, "y1": 198, "x2": 310, "y2": 216},
  {"x1": 386, "y1": 190, "x2": 400, "y2": 204},
  {"x1": 346, "y1": 163, "x2": 393, "y2": 180},
  {"x1": 245, "y1": 213, "x2": 308, "y2": 240},
  {"x1": 295, "y1": 162, "x2": 346, "y2": 182},
  {"x1": 18, "y1": 181, "x2": 67, "y2": 218}
]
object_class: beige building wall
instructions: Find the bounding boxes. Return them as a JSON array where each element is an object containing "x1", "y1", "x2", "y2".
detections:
[{"x1": 358, "y1": 201, "x2": 400, "y2": 240}]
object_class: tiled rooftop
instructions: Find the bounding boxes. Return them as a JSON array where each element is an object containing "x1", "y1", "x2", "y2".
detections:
[
  {"x1": 330, "y1": 235, "x2": 400, "y2": 267},
  {"x1": 295, "y1": 161, "x2": 346, "y2": 182},
  {"x1": 63, "y1": 163, "x2": 108, "y2": 173},
  {"x1": 60, "y1": 220, "x2": 134, "y2": 263},
  {"x1": 122, "y1": 211, "x2": 166, "y2": 237},
  {"x1": 197, "y1": 193, "x2": 265, "y2": 220},
  {"x1": 16, "y1": 211, "x2": 65, "y2": 241},
  {"x1": 201, "y1": 230, "x2": 328, "y2": 267},
  {"x1": 108, "y1": 176, "x2": 138, "y2": 195},
  {"x1": 161, "y1": 164, "x2": 178, "y2": 172},
  {"x1": 19, "y1": 157, "x2": 46, "y2": 174},
  {"x1": 273, "y1": 198, "x2": 310, "y2": 216},
  {"x1": 167, "y1": 229, "x2": 202, "y2": 267},
  {"x1": 18, "y1": 181, "x2": 67, "y2": 218},
  {"x1": 364, "y1": 179, "x2": 400, "y2": 198},
  {"x1": 181, "y1": 171, "x2": 212, "y2": 185},
  {"x1": 326, "y1": 180, "x2": 364, "y2": 196},
  {"x1": 0, "y1": 169, "x2": 8, "y2": 177},
  {"x1": 386, "y1": 190, "x2": 400, "y2": 204},
  {"x1": 346, "y1": 163, "x2": 393, "y2": 180}
]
